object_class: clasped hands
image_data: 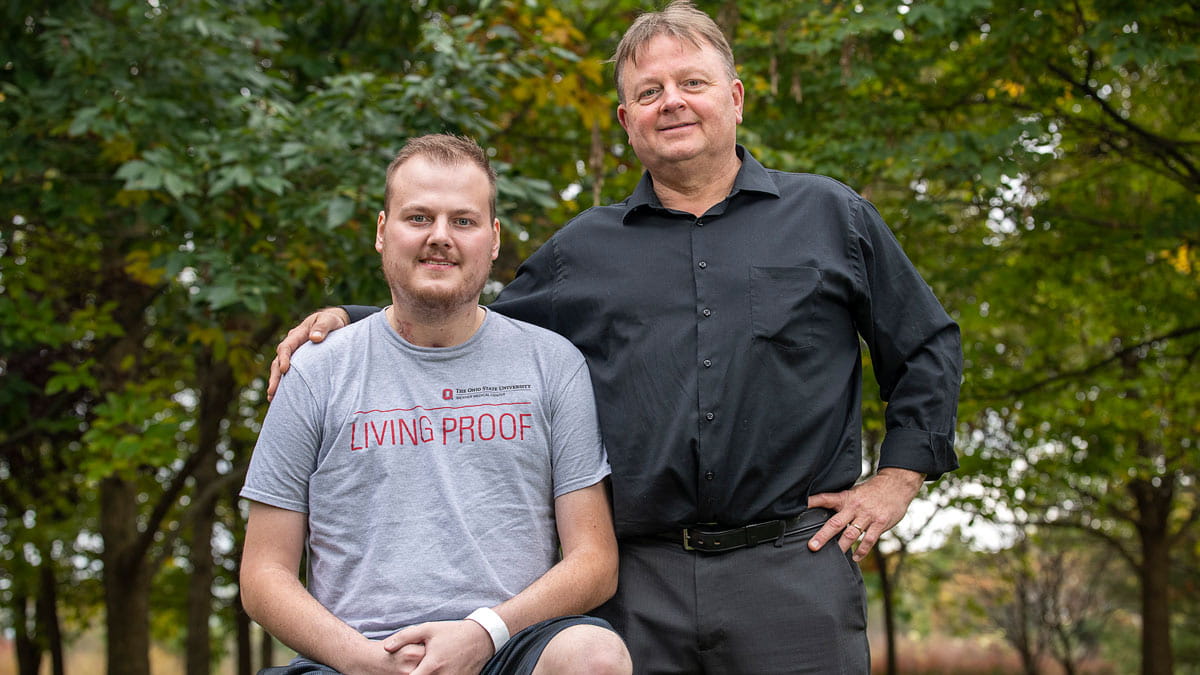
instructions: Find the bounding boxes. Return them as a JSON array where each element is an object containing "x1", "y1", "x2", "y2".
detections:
[{"x1": 350, "y1": 618, "x2": 493, "y2": 675}]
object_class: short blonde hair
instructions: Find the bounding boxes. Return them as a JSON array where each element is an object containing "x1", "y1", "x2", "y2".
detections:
[
  {"x1": 611, "y1": 0, "x2": 737, "y2": 104},
  {"x1": 384, "y1": 134, "x2": 497, "y2": 221}
]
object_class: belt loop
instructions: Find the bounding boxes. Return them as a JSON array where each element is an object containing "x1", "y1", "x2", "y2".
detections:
[{"x1": 774, "y1": 515, "x2": 790, "y2": 548}]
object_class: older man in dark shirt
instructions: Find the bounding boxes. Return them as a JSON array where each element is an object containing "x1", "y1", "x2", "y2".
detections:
[{"x1": 271, "y1": 1, "x2": 960, "y2": 672}]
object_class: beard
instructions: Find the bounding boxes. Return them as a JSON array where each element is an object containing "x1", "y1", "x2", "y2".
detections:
[{"x1": 381, "y1": 254, "x2": 493, "y2": 318}]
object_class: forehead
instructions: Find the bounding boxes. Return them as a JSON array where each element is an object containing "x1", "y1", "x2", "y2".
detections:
[
  {"x1": 626, "y1": 34, "x2": 724, "y2": 80},
  {"x1": 389, "y1": 156, "x2": 490, "y2": 211}
]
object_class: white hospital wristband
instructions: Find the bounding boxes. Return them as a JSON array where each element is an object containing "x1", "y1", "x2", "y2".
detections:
[{"x1": 466, "y1": 607, "x2": 510, "y2": 654}]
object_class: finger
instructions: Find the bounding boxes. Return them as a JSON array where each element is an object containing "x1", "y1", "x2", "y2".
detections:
[
  {"x1": 278, "y1": 312, "x2": 320, "y2": 358},
  {"x1": 808, "y1": 514, "x2": 853, "y2": 553},
  {"x1": 266, "y1": 334, "x2": 295, "y2": 400},
  {"x1": 396, "y1": 644, "x2": 426, "y2": 662},
  {"x1": 383, "y1": 625, "x2": 428, "y2": 652},
  {"x1": 806, "y1": 493, "x2": 851, "y2": 552},
  {"x1": 853, "y1": 527, "x2": 880, "y2": 562},
  {"x1": 805, "y1": 491, "x2": 842, "y2": 510},
  {"x1": 272, "y1": 324, "x2": 305, "y2": 373},
  {"x1": 836, "y1": 523, "x2": 863, "y2": 553},
  {"x1": 269, "y1": 312, "x2": 331, "y2": 399},
  {"x1": 267, "y1": 357, "x2": 283, "y2": 402},
  {"x1": 310, "y1": 308, "x2": 350, "y2": 342}
]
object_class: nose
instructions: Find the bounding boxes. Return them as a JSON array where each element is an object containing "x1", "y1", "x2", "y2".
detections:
[
  {"x1": 659, "y1": 82, "x2": 687, "y2": 112},
  {"x1": 427, "y1": 217, "x2": 453, "y2": 247}
]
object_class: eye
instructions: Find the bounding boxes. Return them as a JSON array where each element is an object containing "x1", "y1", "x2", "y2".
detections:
[
  {"x1": 682, "y1": 79, "x2": 707, "y2": 90},
  {"x1": 636, "y1": 87, "x2": 661, "y2": 104},
  {"x1": 409, "y1": 214, "x2": 431, "y2": 224},
  {"x1": 453, "y1": 217, "x2": 475, "y2": 227}
]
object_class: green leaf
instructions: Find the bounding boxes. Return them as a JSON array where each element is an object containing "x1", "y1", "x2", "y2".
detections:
[{"x1": 325, "y1": 197, "x2": 356, "y2": 230}]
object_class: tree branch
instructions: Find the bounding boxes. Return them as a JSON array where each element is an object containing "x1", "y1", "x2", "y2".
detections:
[
  {"x1": 1041, "y1": 59, "x2": 1200, "y2": 191},
  {"x1": 977, "y1": 324, "x2": 1200, "y2": 400},
  {"x1": 1030, "y1": 516, "x2": 1138, "y2": 570}
]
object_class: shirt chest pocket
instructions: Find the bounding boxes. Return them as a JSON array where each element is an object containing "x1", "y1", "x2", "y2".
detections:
[{"x1": 749, "y1": 266, "x2": 821, "y2": 351}]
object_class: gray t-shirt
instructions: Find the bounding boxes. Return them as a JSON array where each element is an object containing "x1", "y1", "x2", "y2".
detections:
[{"x1": 241, "y1": 309, "x2": 610, "y2": 639}]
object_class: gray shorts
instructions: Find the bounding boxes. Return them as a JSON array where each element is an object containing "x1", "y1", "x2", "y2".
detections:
[{"x1": 259, "y1": 614, "x2": 617, "y2": 675}]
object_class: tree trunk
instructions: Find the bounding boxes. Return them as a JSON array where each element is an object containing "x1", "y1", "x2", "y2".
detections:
[
  {"x1": 186, "y1": 353, "x2": 237, "y2": 675},
  {"x1": 1131, "y1": 474, "x2": 1174, "y2": 675},
  {"x1": 1014, "y1": 587, "x2": 1039, "y2": 675},
  {"x1": 36, "y1": 560, "x2": 65, "y2": 675},
  {"x1": 185, "y1": 452, "x2": 218, "y2": 675},
  {"x1": 234, "y1": 593, "x2": 254, "y2": 675},
  {"x1": 100, "y1": 475, "x2": 152, "y2": 675},
  {"x1": 13, "y1": 592, "x2": 40, "y2": 675},
  {"x1": 230, "y1": 466, "x2": 254, "y2": 675},
  {"x1": 260, "y1": 626, "x2": 274, "y2": 669},
  {"x1": 874, "y1": 547, "x2": 897, "y2": 675}
]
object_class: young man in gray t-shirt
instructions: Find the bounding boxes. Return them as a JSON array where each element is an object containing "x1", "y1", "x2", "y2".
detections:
[{"x1": 240, "y1": 135, "x2": 630, "y2": 675}]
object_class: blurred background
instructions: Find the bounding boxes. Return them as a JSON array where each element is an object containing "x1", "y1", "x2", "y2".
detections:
[{"x1": 1, "y1": 1, "x2": 1196, "y2": 673}]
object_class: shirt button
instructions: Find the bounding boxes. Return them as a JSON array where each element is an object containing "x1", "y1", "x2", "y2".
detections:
[
  {"x1": 698, "y1": 261, "x2": 707, "y2": 269},
  {"x1": 705, "y1": 412, "x2": 715, "y2": 421},
  {"x1": 703, "y1": 359, "x2": 712, "y2": 367},
  {"x1": 696, "y1": 219, "x2": 704, "y2": 227},
  {"x1": 702, "y1": 308, "x2": 712, "y2": 317},
  {"x1": 705, "y1": 472, "x2": 715, "y2": 480}
]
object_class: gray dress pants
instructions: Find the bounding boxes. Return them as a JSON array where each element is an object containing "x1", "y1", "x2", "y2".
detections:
[{"x1": 594, "y1": 515, "x2": 869, "y2": 674}]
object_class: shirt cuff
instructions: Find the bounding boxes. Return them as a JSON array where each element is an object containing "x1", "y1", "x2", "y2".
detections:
[
  {"x1": 877, "y1": 427, "x2": 958, "y2": 481},
  {"x1": 341, "y1": 305, "x2": 383, "y2": 324}
]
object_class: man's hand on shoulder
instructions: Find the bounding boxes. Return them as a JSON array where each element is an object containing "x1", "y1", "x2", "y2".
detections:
[
  {"x1": 805, "y1": 467, "x2": 925, "y2": 562},
  {"x1": 267, "y1": 307, "x2": 350, "y2": 401},
  {"x1": 381, "y1": 619, "x2": 494, "y2": 675}
]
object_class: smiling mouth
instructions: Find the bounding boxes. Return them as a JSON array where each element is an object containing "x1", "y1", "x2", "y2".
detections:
[
  {"x1": 660, "y1": 122, "x2": 695, "y2": 131},
  {"x1": 420, "y1": 259, "x2": 456, "y2": 267}
]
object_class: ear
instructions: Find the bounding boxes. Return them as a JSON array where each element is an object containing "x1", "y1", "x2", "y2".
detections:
[
  {"x1": 731, "y1": 79, "x2": 745, "y2": 124},
  {"x1": 617, "y1": 103, "x2": 629, "y2": 133},
  {"x1": 375, "y1": 211, "x2": 386, "y2": 253},
  {"x1": 490, "y1": 218, "x2": 501, "y2": 261}
]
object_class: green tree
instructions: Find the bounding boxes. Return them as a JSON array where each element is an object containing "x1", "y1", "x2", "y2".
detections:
[
  {"x1": 6, "y1": 0, "x2": 1197, "y2": 672},
  {"x1": 727, "y1": 2, "x2": 1197, "y2": 672},
  {"x1": 2, "y1": 1, "x2": 565, "y2": 672}
]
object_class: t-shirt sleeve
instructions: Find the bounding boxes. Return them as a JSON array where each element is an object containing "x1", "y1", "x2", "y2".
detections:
[
  {"x1": 547, "y1": 357, "x2": 610, "y2": 498},
  {"x1": 240, "y1": 365, "x2": 324, "y2": 512}
]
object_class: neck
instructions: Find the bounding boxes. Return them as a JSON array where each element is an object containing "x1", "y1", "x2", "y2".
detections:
[
  {"x1": 386, "y1": 302, "x2": 484, "y2": 348},
  {"x1": 649, "y1": 152, "x2": 742, "y2": 217}
]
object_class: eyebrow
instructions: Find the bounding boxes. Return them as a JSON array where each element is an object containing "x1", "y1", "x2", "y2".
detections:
[
  {"x1": 631, "y1": 67, "x2": 717, "y2": 87},
  {"x1": 399, "y1": 203, "x2": 485, "y2": 217}
]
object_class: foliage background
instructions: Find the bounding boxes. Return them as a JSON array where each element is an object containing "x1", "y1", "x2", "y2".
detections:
[{"x1": 1, "y1": 1, "x2": 1196, "y2": 674}]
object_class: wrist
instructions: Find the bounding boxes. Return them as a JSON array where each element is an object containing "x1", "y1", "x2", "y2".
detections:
[
  {"x1": 465, "y1": 607, "x2": 509, "y2": 654},
  {"x1": 878, "y1": 467, "x2": 925, "y2": 492}
]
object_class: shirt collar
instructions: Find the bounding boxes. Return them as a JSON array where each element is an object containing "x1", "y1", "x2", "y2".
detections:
[{"x1": 622, "y1": 145, "x2": 780, "y2": 223}]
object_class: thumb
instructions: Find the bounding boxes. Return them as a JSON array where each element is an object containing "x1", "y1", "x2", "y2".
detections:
[
  {"x1": 383, "y1": 624, "x2": 428, "y2": 653},
  {"x1": 806, "y1": 491, "x2": 843, "y2": 510},
  {"x1": 310, "y1": 308, "x2": 350, "y2": 342}
]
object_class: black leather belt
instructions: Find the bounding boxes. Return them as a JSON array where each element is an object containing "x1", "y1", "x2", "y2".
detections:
[{"x1": 651, "y1": 508, "x2": 832, "y2": 553}]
